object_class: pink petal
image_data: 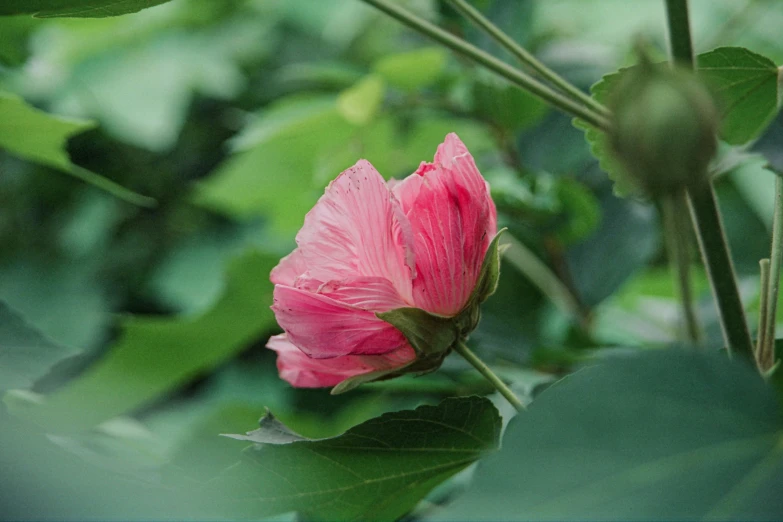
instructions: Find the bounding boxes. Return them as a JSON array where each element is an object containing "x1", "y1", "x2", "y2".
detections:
[
  {"x1": 392, "y1": 133, "x2": 497, "y2": 316},
  {"x1": 294, "y1": 160, "x2": 415, "y2": 302},
  {"x1": 272, "y1": 282, "x2": 409, "y2": 358},
  {"x1": 270, "y1": 248, "x2": 308, "y2": 286},
  {"x1": 267, "y1": 334, "x2": 416, "y2": 388}
]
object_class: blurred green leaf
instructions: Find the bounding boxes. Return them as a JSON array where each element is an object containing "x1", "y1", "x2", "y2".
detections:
[
  {"x1": 0, "y1": 257, "x2": 111, "y2": 351},
  {"x1": 593, "y1": 267, "x2": 710, "y2": 345},
  {"x1": 337, "y1": 74, "x2": 386, "y2": 126},
  {"x1": 553, "y1": 177, "x2": 601, "y2": 244},
  {"x1": 435, "y1": 349, "x2": 783, "y2": 521},
  {"x1": 215, "y1": 396, "x2": 501, "y2": 521},
  {"x1": 698, "y1": 47, "x2": 781, "y2": 145},
  {"x1": 0, "y1": 302, "x2": 78, "y2": 392},
  {"x1": 0, "y1": 91, "x2": 154, "y2": 205},
  {"x1": 0, "y1": 0, "x2": 173, "y2": 18},
  {"x1": 194, "y1": 96, "x2": 356, "y2": 232},
  {"x1": 0, "y1": 16, "x2": 36, "y2": 65},
  {"x1": 473, "y1": 76, "x2": 548, "y2": 131},
  {"x1": 566, "y1": 186, "x2": 659, "y2": 307},
  {"x1": 21, "y1": 250, "x2": 278, "y2": 431},
  {"x1": 373, "y1": 47, "x2": 448, "y2": 92}
]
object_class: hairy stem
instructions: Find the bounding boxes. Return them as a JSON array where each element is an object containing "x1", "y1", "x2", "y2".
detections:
[
  {"x1": 453, "y1": 340, "x2": 525, "y2": 412},
  {"x1": 445, "y1": 0, "x2": 610, "y2": 118},
  {"x1": 359, "y1": 0, "x2": 611, "y2": 130}
]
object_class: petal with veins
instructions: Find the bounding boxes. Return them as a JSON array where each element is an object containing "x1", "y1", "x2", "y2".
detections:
[
  {"x1": 295, "y1": 160, "x2": 415, "y2": 302},
  {"x1": 272, "y1": 283, "x2": 408, "y2": 358},
  {"x1": 267, "y1": 334, "x2": 416, "y2": 388}
]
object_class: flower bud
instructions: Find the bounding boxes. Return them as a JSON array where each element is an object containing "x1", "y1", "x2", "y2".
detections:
[{"x1": 609, "y1": 60, "x2": 719, "y2": 197}]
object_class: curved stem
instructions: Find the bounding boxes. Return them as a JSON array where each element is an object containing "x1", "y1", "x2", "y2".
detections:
[
  {"x1": 453, "y1": 340, "x2": 525, "y2": 412},
  {"x1": 662, "y1": 191, "x2": 702, "y2": 344},
  {"x1": 359, "y1": 0, "x2": 611, "y2": 131},
  {"x1": 446, "y1": 0, "x2": 610, "y2": 119}
]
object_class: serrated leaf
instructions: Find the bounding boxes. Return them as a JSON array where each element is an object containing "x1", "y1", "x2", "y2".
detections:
[
  {"x1": 222, "y1": 409, "x2": 307, "y2": 444},
  {"x1": 435, "y1": 349, "x2": 783, "y2": 521},
  {"x1": 0, "y1": 302, "x2": 79, "y2": 392},
  {"x1": 0, "y1": 91, "x2": 154, "y2": 205},
  {"x1": 0, "y1": 0, "x2": 173, "y2": 18},
  {"x1": 19, "y1": 250, "x2": 278, "y2": 432},
  {"x1": 573, "y1": 69, "x2": 640, "y2": 197},
  {"x1": 216, "y1": 396, "x2": 501, "y2": 521},
  {"x1": 698, "y1": 46, "x2": 782, "y2": 145}
]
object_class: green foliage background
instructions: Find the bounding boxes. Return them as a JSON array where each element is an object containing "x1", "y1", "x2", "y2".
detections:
[{"x1": 1, "y1": 0, "x2": 783, "y2": 520}]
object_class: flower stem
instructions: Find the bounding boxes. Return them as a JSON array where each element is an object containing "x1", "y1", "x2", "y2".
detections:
[
  {"x1": 686, "y1": 181, "x2": 754, "y2": 358},
  {"x1": 760, "y1": 175, "x2": 783, "y2": 369},
  {"x1": 445, "y1": 0, "x2": 610, "y2": 119},
  {"x1": 757, "y1": 259, "x2": 772, "y2": 369},
  {"x1": 359, "y1": 0, "x2": 611, "y2": 131},
  {"x1": 665, "y1": 0, "x2": 695, "y2": 67},
  {"x1": 661, "y1": 191, "x2": 702, "y2": 344},
  {"x1": 453, "y1": 340, "x2": 525, "y2": 412},
  {"x1": 664, "y1": 0, "x2": 754, "y2": 359}
]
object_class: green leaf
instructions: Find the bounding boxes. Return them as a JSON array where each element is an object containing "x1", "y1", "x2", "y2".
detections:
[
  {"x1": 0, "y1": 0, "x2": 173, "y2": 18},
  {"x1": 193, "y1": 96, "x2": 356, "y2": 232},
  {"x1": 574, "y1": 69, "x2": 640, "y2": 197},
  {"x1": 376, "y1": 307, "x2": 457, "y2": 356},
  {"x1": 0, "y1": 91, "x2": 154, "y2": 205},
  {"x1": 224, "y1": 408, "x2": 307, "y2": 444},
  {"x1": 216, "y1": 396, "x2": 501, "y2": 521},
  {"x1": 373, "y1": 47, "x2": 448, "y2": 92},
  {"x1": 435, "y1": 349, "x2": 783, "y2": 520},
  {"x1": 0, "y1": 302, "x2": 79, "y2": 392},
  {"x1": 336, "y1": 74, "x2": 386, "y2": 126},
  {"x1": 473, "y1": 76, "x2": 548, "y2": 131},
  {"x1": 698, "y1": 47, "x2": 782, "y2": 145},
  {"x1": 18, "y1": 250, "x2": 278, "y2": 432},
  {"x1": 467, "y1": 229, "x2": 505, "y2": 308}
]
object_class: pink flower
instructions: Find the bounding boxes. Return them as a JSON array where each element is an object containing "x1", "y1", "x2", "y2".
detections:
[{"x1": 268, "y1": 133, "x2": 498, "y2": 388}]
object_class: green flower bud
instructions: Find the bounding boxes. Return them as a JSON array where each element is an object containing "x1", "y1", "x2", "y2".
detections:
[{"x1": 609, "y1": 60, "x2": 719, "y2": 197}]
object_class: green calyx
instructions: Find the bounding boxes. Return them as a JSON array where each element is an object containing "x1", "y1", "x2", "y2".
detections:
[
  {"x1": 609, "y1": 56, "x2": 718, "y2": 198},
  {"x1": 331, "y1": 229, "x2": 505, "y2": 394}
]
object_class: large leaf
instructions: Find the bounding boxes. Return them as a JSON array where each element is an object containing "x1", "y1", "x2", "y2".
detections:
[
  {"x1": 434, "y1": 349, "x2": 783, "y2": 520},
  {"x1": 698, "y1": 46, "x2": 782, "y2": 145},
  {"x1": 0, "y1": 91, "x2": 153, "y2": 205},
  {"x1": 0, "y1": 302, "x2": 79, "y2": 392},
  {"x1": 19, "y1": 250, "x2": 278, "y2": 432},
  {"x1": 215, "y1": 396, "x2": 501, "y2": 521},
  {"x1": 0, "y1": 0, "x2": 172, "y2": 18}
]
